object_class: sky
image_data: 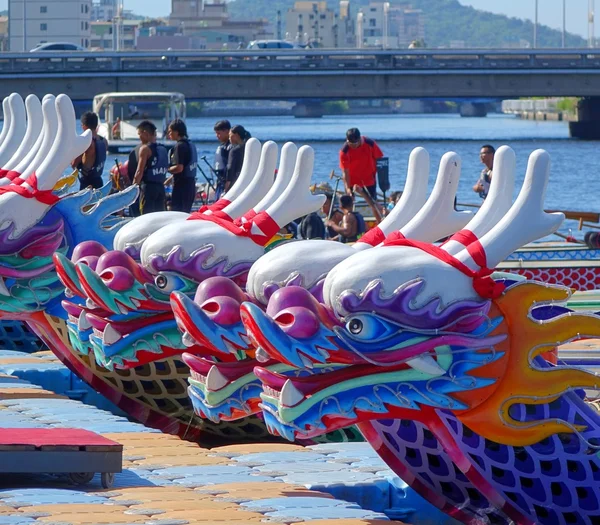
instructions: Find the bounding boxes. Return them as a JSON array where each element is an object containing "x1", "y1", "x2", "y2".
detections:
[{"x1": 0, "y1": 1, "x2": 593, "y2": 39}]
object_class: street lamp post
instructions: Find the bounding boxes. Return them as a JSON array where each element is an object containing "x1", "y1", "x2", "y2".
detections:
[
  {"x1": 589, "y1": 0, "x2": 596, "y2": 48},
  {"x1": 533, "y1": 0, "x2": 538, "y2": 48}
]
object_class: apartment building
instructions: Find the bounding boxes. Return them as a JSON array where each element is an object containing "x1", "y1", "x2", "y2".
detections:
[
  {"x1": 9, "y1": 0, "x2": 92, "y2": 51},
  {"x1": 285, "y1": 1, "x2": 355, "y2": 48},
  {"x1": 90, "y1": 19, "x2": 139, "y2": 50},
  {"x1": 169, "y1": 0, "x2": 270, "y2": 49},
  {"x1": 359, "y1": 1, "x2": 424, "y2": 48}
]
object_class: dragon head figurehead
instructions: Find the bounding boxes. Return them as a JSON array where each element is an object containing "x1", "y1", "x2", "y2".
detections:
[
  {"x1": 245, "y1": 150, "x2": 600, "y2": 447},
  {"x1": 0, "y1": 94, "x2": 135, "y2": 321}
]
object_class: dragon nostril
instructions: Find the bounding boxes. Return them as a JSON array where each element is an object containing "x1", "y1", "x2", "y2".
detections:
[
  {"x1": 200, "y1": 296, "x2": 241, "y2": 326},
  {"x1": 99, "y1": 266, "x2": 134, "y2": 291},
  {"x1": 275, "y1": 312, "x2": 295, "y2": 327},
  {"x1": 275, "y1": 307, "x2": 320, "y2": 339},
  {"x1": 77, "y1": 255, "x2": 100, "y2": 271},
  {"x1": 202, "y1": 301, "x2": 220, "y2": 314}
]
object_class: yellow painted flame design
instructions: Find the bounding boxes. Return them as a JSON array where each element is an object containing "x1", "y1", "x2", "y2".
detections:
[{"x1": 458, "y1": 282, "x2": 600, "y2": 447}]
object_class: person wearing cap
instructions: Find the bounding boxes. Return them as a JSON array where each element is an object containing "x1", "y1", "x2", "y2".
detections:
[{"x1": 339, "y1": 128, "x2": 384, "y2": 200}]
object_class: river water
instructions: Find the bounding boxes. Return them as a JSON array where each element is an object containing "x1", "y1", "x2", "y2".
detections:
[{"x1": 105, "y1": 113, "x2": 596, "y2": 235}]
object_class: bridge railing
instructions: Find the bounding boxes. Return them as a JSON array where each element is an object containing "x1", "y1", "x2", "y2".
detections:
[{"x1": 2, "y1": 49, "x2": 600, "y2": 75}]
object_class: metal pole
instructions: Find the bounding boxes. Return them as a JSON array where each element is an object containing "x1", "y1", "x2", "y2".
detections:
[
  {"x1": 533, "y1": 0, "x2": 538, "y2": 48},
  {"x1": 590, "y1": 0, "x2": 596, "y2": 48},
  {"x1": 562, "y1": 0, "x2": 566, "y2": 48},
  {"x1": 22, "y1": 0, "x2": 26, "y2": 52}
]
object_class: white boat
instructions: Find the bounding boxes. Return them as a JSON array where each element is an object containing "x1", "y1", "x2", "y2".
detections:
[{"x1": 93, "y1": 92, "x2": 186, "y2": 153}]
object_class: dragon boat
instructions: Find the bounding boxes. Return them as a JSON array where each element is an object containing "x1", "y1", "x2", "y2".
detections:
[{"x1": 240, "y1": 148, "x2": 600, "y2": 524}]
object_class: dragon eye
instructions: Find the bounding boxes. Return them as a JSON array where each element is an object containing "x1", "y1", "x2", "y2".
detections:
[
  {"x1": 154, "y1": 272, "x2": 186, "y2": 293},
  {"x1": 348, "y1": 318, "x2": 363, "y2": 335},
  {"x1": 345, "y1": 314, "x2": 396, "y2": 341}
]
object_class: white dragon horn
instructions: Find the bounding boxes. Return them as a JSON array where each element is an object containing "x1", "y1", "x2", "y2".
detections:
[
  {"x1": 456, "y1": 149, "x2": 564, "y2": 270},
  {"x1": 0, "y1": 96, "x2": 12, "y2": 147},
  {"x1": 219, "y1": 137, "x2": 261, "y2": 203},
  {"x1": 26, "y1": 94, "x2": 91, "y2": 192},
  {"x1": 399, "y1": 152, "x2": 473, "y2": 242},
  {"x1": 251, "y1": 142, "x2": 298, "y2": 214},
  {"x1": 263, "y1": 145, "x2": 325, "y2": 229},
  {"x1": 221, "y1": 140, "x2": 278, "y2": 219},
  {"x1": 2, "y1": 95, "x2": 43, "y2": 172},
  {"x1": 354, "y1": 146, "x2": 430, "y2": 251},
  {"x1": 443, "y1": 145, "x2": 516, "y2": 255},
  {"x1": 8, "y1": 95, "x2": 57, "y2": 185},
  {"x1": 0, "y1": 94, "x2": 27, "y2": 167}
]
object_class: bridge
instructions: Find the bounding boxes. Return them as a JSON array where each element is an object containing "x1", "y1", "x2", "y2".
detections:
[{"x1": 3, "y1": 48, "x2": 600, "y2": 136}]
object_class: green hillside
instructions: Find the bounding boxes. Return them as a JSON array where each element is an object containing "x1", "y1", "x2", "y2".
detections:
[{"x1": 228, "y1": 0, "x2": 586, "y2": 48}]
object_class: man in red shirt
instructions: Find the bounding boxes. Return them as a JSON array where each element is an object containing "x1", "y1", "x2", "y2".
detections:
[{"x1": 339, "y1": 128, "x2": 384, "y2": 200}]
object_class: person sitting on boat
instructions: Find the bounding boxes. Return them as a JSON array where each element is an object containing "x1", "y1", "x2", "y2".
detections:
[
  {"x1": 165, "y1": 119, "x2": 197, "y2": 214},
  {"x1": 353, "y1": 184, "x2": 383, "y2": 224},
  {"x1": 473, "y1": 144, "x2": 495, "y2": 199},
  {"x1": 339, "y1": 127, "x2": 384, "y2": 200},
  {"x1": 71, "y1": 111, "x2": 108, "y2": 191},
  {"x1": 226, "y1": 125, "x2": 251, "y2": 192},
  {"x1": 321, "y1": 192, "x2": 343, "y2": 239},
  {"x1": 299, "y1": 211, "x2": 326, "y2": 239},
  {"x1": 132, "y1": 120, "x2": 169, "y2": 215},
  {"x1": 111, "y1": 117, "x2": 121, "y2": 140},
  {"x1": 326, "y1": 194, "x2": 366, "y2": 243}
]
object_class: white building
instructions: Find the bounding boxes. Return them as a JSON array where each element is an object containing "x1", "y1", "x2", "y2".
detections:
[
  {"x1": 91, "y1": 0, "x2": 116, "y2": 21},
  {"x1": 9, "y1": 0, "x2": 92, "y2": 51},
  {"x1": 359, "y1": 1, "x2": 424, "y2": 49},
  {"x1": 285, "y1": 1, "x2": 355, "y2": 48}
]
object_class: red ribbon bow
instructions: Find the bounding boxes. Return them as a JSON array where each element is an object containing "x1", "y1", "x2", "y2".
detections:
[
  {"x1": 383, "y1": 231, "x2": 504, "y2": 300},
  {"x1": 358, "y1": 225, "x2": 386, "y2": 246},
  {"x1": 0, "y1": 175, "x2": 59, "y2": 206},
  {"x1": 186, "y1": 210, "x2": 280, "y2": 247},
  {"x1": 188, "y1": 198, "x2": 231, "y2": 219}
]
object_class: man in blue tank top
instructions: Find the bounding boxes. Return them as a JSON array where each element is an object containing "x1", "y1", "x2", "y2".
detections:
[
  {"x1": 132, "y1": 120, "x2": 169, "y2": 215},
  {"x1": 71, "y1": 112, "x2": 108, "y2": 191},
  {"x1": 166, "y1": 119, "x2": 197, "y2": 213}
]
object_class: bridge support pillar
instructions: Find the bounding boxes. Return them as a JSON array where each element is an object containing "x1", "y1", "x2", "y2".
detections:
[
  {"x1": 459, "y1": 102, "x2": 488, "y2": 118},
  {"x1": 569, "y1": 97, "x2": 600, "y2": 140},
  {"x1": 292, "y1": 102, "x2": 324, "y2": 119}
]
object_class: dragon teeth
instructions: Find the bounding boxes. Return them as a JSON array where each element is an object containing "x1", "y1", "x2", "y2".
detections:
[
  {"x1": 223, "y1": 339, "x2": 238, "y2": 354},
  {"x1": 102, "y1": 324, "x2": 122, "y2": 345},
  {"x1": 77, "y1": 311, "x2": 92, "y2": 332},
  {"x1": 65, "y1": 289, "x2": 74, "y2": 298},
  {"x1": 0, "y1": 277, "x2": 9, "y2": 296},
  {"x1": 280, "y1": 379, "x2": 304, "y2": 407},
  {"x1": 117, "y1": 303, "x2": 129, "y2": 314},
  {"x1": 206, "y1": 366, "x2": 228, "y2": 391},
  {"x1": 263, "y1": 386, "x2": 280, "y2": 399},
  {"x1": 86, "y1": 298, "x2": 98, "y2": 309},
  {"x1": 182, "y1": 331, "x2": 196, "y2": 348},
  {"x1": 406, "y1": 356, "x2": 445, "y2": 377},
  {"x1": 299, "y1": 353, "x2": 314, "y2": 369},
  {"x1": 255, "y1": 347, "x2": 270, "y2": 363}
]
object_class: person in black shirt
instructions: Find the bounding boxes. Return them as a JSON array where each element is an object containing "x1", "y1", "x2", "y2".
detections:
[
  {"x1": 300, "y1": 212, "x2": 325, "y2": 239},
  {"x1": 214, "y1": 120, "x2": 232, "y2": 197},
  {"x1": 133, "y1": 120, "x2": 169, "y2": 215},
  {"x1": 166, "y1": 119, "x2": 197, "y2": 213},
  {"x1": 71, "y1": 111, "x2": 108, "y2": 191},
  {"x1": 226, "y1": 125, "x2": 251, "y2": 191}
]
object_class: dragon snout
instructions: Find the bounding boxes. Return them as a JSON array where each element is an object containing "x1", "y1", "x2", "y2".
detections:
[{"x1": 273, "y1": 306, "x2": 320, "y2": 339}]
